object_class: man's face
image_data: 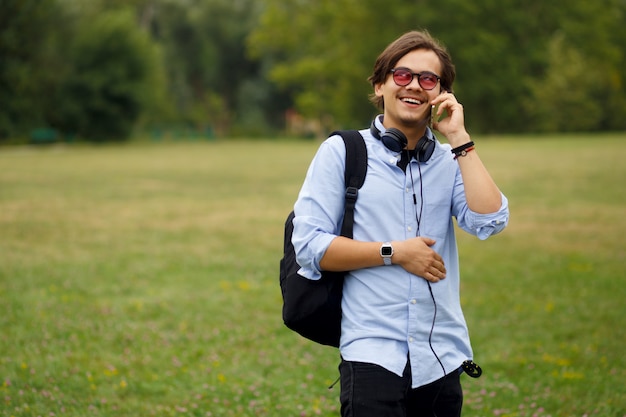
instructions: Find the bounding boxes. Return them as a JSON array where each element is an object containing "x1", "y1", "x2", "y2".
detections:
[{"x1": 374, "y1": 48, "x2": 443, "y2": 131}]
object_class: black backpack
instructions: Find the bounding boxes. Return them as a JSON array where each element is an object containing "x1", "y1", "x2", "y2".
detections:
[{"x1": 280, "y1": 130, "x2": 368, "y2": 347}]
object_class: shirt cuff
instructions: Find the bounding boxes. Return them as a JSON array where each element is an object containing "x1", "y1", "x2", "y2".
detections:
[
  {"x1": 469, "y1": 194, "x2": 509, "y2": 240},
  {"x1": 295, "y1": 232, "x2": 337, "y2": 280}
]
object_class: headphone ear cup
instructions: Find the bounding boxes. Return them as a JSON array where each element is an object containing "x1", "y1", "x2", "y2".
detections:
[
  {"x1": 381, "y1": 128, "x2": 407, "y2": 153},
  {"x1": 415, "y1": 135, "x2": 435, "y2": 162}
]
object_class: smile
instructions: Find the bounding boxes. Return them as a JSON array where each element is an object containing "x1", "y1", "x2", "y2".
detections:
[{"x1": 401, "y1": 97, "x2": 424, "y2": 105}]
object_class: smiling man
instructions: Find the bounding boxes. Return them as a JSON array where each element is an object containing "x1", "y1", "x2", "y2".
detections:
[{"x1": 291, "y1": 30, "x2": 509, "y2": 417}]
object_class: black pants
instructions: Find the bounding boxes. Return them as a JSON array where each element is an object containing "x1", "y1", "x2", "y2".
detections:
[{"x1": 339, "y1": 359, "x2": 463, "y2": 417}]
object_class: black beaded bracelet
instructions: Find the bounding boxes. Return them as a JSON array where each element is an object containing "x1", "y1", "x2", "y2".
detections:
[{"x1": 451, "y1": 141, "x2": 475, "y2": 157}]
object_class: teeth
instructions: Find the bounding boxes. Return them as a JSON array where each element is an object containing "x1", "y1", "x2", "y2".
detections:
[{"x1": 402, "y1": 98, "x2": 422, "y2": 105}]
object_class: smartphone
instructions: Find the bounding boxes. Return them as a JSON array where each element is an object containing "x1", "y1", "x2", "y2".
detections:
[
  {"x1": 429, "y1": 103, "x2": 439, "y2": 129},
  {"x1": 430, "y1": 90, "x2": 448, "y2": 129}
]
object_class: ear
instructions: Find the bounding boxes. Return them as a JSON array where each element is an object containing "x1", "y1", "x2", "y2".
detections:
[{"x1": 374, "y1": 82, "x2": 384, "y2": 98}]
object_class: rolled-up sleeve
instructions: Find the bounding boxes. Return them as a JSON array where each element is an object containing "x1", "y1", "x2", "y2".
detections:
[
  {"x1": 292, "y1": 217, "x2": 337, "y2": 280},
  {"x1": 458, "y1": 193, "x2": 509, "y2": 240},
  {"x1": 292, "y1": 137, "x2": 346, "y2": 280}
]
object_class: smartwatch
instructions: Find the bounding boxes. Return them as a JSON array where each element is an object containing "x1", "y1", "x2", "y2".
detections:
[{"x1": 380, "y1": 242, "x2": 393, "y2": 266}]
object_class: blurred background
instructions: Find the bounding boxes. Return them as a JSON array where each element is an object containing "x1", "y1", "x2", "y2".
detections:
[{"x1": 1, "y1": 0, "x2": 625, "y2": 144}]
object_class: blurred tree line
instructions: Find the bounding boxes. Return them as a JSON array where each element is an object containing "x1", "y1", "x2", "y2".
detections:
[{"x1": 1, "y1": 0, "x2": 624, "y2": 143}]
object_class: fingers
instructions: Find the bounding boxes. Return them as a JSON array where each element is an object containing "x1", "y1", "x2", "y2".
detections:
[
  {"x1": 400, "y1": 237, "x2": 447, "y2": 282},
  {"x1": 431, "y1": 93, "x2": 467, "y2": 141},
  {"x1": 419, "y1": 253, "x2": 446, "y2": 283},
  {"x1": 426, "y1": 259, "x2": 446, "y2": 282},
  {"x1": 424, "y1": 272, "x2": 444, "y2": 283},
  {"x1": 431, "y1": 91, "x2": 458, "y2": 108}
]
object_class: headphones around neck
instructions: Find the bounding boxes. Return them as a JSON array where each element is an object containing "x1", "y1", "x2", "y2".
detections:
[{"x1": 370, "y1": 117, "x2": 435, "y2": 163}]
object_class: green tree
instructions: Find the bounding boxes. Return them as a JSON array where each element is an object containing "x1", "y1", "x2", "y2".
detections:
[
  {"x1": 519, "y1": 0, "x2": 626, "y2": 132},
  {"x1": 248, "y1": 0, "x2": 408, "y2": 133},
  {"x1": 0, "y1": 0, "x2": 64, "y2": 140},
  {"x1": 525, "y1": 34, "x2": 604, "y2": 132},
  {"x1": 53, "y1": 9, "x2": 164, "y2": 141},
  {"x1": 249, "y1": 0, "x2": 626, "y2": 134},
  {"x1": 142, "y1": 0, "x2": 279, "y2": 136}
]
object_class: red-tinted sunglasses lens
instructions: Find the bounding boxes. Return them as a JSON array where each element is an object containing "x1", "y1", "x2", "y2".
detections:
[
  {"x1": 418, "y1": 73, "x2": 439, "y2": 89},
  {"x1": 392, "y1": 69, "x2": 413, "y2": 86}
]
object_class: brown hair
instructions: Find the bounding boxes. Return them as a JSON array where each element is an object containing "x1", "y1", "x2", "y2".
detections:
[{"x1": 368, "y1": 30, "x2": 455, "y2": 109}]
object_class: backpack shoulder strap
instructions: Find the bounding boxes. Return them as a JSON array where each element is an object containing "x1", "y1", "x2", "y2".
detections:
[{"x1": 330, "y1": 130, "x2": 368, "y2": 239}]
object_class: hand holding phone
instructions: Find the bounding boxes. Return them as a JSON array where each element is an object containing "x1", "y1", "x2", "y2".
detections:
[{"x1": 431, "y1": 90, "x2": 470, "y2": 144}]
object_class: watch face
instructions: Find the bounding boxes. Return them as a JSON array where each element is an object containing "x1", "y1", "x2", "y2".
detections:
[{"x1": 381, "y1": 246, "x2": 393, "y2": 256}]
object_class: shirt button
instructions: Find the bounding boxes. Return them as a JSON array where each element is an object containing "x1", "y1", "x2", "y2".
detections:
[
  {"x1": 410, "y1": 299, "x2": 417, "y2": 304},
  {"x1": 408, "y1": 226, "x2": 413, "y2": 232},
  {"x1": 406, "y1": 187, "x2": 410, "y2": 193},
  {"x1": 409, "y1": 337, "x2": 414, "y2": 343}
]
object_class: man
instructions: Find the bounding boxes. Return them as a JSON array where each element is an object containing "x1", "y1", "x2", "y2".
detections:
[{"x1": 292, "y1": 30, "x2": 509, "y2": 417}]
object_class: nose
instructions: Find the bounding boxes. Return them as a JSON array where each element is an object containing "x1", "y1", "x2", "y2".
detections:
[{"x1": 406, "y1": 75, "x2": 423, "y2": 90}]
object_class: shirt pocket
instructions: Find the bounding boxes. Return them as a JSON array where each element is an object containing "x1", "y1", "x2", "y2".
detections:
[{"x1": 422, "y1": 186, "x2": 453, "y2": 238}]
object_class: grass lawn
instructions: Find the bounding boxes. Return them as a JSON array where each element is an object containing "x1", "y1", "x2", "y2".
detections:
[{"x1": 0, "y1": 134, "x2": 625, "y2": 416}]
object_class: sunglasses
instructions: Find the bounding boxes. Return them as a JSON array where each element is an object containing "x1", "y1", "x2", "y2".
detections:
[{"x1": 390, "y1": 67, "x2": 441, "y2": 90}]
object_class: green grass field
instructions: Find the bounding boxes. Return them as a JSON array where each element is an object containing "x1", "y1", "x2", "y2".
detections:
[{"x1": 1, "y1": 134, "x2": 625, "y2": 417}]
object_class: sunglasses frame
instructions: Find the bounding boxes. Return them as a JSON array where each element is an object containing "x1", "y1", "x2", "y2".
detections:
[{"x1": 390, "y1": 67, "x2": 441, "y2": 90}]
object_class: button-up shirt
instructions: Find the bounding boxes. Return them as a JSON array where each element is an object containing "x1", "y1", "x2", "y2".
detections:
[{"x1": 292, "y1": 120, "x2": 509, "y2": 388}]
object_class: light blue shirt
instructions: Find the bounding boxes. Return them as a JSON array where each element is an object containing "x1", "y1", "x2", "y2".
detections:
[{"x1": 292, "y1": 118, "x2": 509, "y2": 388}]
